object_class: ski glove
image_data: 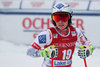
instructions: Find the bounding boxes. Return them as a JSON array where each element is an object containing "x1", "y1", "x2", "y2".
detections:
[
  {"x1": 40, "y1": 45, "x2": 58, "y2": 58},
  {"x1": 27, "y1": 48, "x2": 40, "y2": 57},
  {"x1": 78, "y1": 45, "x2": 93, "y2": 59}
]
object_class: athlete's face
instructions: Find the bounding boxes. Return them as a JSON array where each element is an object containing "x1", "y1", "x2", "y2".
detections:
[
  {"x1": 56, "y1": 20, "x2": 68, "y2": 31},
  {"x1": 52, "y1": 12, "x2": 70, "y2": 31}
]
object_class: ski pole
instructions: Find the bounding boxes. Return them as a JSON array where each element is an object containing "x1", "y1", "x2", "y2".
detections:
[
  {"x1": 51, "y1": 58, "x2": 53, "y2": 67},
  {"x1": 84, "y1": 58, "x2": 87, "y2": 67}
]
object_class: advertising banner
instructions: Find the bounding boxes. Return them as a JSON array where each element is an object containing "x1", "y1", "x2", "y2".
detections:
[
  {"x1": 0, "y1": 0, "x2": 97, "y2": 11},
  {"x1": 0, "y1": 15, "x2": 99, "y2": 47},
  {"x1": 0, "y1": 0, "x2": 100, "y2": 47},
  {"x1": 0, "y1": 0, "x2": 20, "y2": 9}
]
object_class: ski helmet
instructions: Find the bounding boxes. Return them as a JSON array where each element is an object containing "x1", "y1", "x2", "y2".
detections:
[{"x1": 51, "y1": 1, "x2": 73, "y2": 26}]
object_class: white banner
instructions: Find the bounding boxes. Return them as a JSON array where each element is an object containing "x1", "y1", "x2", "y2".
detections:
[
  {"x1": 0, "y1": 0, "x2": 100, "y2": 11},
  {"x1": 90, "y1": 1, "x2": 100, "y2": 10},
  {"x1": 0, "y1": 15, "x2": 99, "y2": 47},
  {"x1": 0, "y1": 0, "x2": 20, "y2": 9},
  {"x1": 22, "y1": 0, "x2": 53, "y2": 9}
]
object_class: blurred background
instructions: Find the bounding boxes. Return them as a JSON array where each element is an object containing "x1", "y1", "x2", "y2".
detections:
[{"x1": 0, "y1": 0, "x2": 100, "y2": 67}]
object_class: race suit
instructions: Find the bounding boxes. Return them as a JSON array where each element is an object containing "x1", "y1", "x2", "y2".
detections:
[{"x1": 29, "y1": 25, "x2": 91, "y2": 67}]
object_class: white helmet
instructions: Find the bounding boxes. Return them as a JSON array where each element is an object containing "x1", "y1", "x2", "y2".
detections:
[
  {"x1": 51, "y1": 1, "x2": 73, "y2": 26},
  {"x1": 52, "y1": 1, "x2": 73, "y2": 15}
]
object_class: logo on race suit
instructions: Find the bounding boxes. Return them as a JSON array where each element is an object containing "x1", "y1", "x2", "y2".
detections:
[
  {"x1": 38, "y1": 35, "x2": 46, "y2": 44},
  {"x1": 56, "y1": 3, "x2": 64, "y2": 9},
  {"x1": 54, "y1": 60, "x2": 72, "y2": 66},
  {"x1": 71, "y1": 31, "x2": 76, "y2": 36},
  {"x1": 53, "y1": 42, "x2": 75, "y2": 47},
  {"x1": 53, "y1": 34, "x2": 58, "y2": 38}
]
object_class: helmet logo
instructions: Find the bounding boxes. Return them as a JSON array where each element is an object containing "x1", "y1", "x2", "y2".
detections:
[{"x1": 56, "y1": 3, "x2": 64, "y2": 9}]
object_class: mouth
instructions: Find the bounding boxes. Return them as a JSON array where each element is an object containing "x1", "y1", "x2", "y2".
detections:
[{"x1": 59, "y1": 25, "x2": 64, "y2": 26}]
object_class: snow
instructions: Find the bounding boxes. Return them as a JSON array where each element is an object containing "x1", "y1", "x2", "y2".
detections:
[{"x1": 0, "y1": 40, "x2": 100, "y2": 67}]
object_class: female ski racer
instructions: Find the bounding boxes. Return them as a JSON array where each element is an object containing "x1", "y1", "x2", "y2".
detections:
[{"x1": 27, "y1": 1, "x2": 93, "y2": 67}]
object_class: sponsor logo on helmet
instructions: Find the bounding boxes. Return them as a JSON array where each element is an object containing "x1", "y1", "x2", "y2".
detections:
[{"x1": 56, "y1": 3, "x2": 64, "y2": 9}]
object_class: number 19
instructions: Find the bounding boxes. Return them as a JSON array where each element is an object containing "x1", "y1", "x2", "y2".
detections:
[{"x1": 62, "y1": 49, "x2": 72, "y2": 60}]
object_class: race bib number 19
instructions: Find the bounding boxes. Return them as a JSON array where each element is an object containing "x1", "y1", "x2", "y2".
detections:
[{"x1": 62, "y1": 49, "x2": 72, "y2": 60}]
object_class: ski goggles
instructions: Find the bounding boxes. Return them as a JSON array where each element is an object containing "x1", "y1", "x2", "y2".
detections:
[{"x1": 52, "y1": 12, "x2": 70, "y2": 22}]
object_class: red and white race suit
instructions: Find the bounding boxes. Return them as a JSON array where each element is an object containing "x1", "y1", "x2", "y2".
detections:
[{"x1": 31, "y1": 25, "x2": 91, "y2": 67}]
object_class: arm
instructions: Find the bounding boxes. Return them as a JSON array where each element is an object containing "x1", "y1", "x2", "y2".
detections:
[
  {"x1": 27, "y1": 47, "x2": 41, "y2": 57},
  {"x1": 32, "y1": 29, "x2": 52, "y2": 50},
  {"x1": 27, "y1": 29, "x2": 52, "y2": 57},
  {"x1": 75, "y1": 28, "x2": 93, "y2": 59}
]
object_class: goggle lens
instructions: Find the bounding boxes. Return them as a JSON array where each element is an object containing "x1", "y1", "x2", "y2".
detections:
[{"x1": 52, "y1": 12, "x2": 69, "y2": 22}]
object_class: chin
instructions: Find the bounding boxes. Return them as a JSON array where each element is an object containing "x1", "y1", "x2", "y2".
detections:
[{"x1": 60, "y1": 28, "x2": 64, "y2": 30}]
